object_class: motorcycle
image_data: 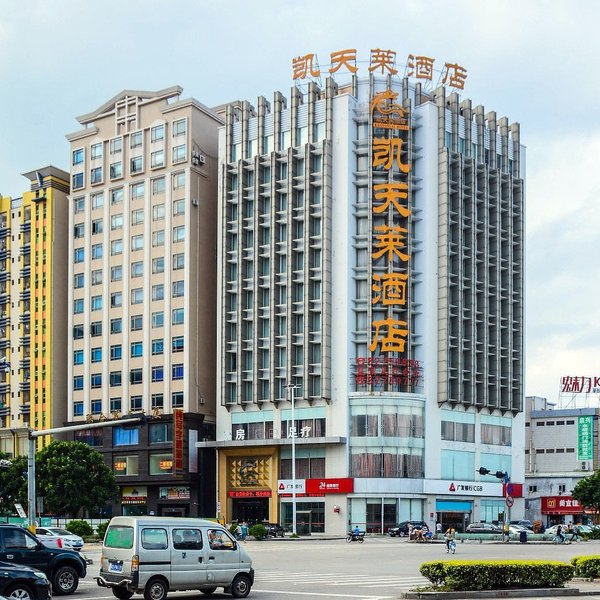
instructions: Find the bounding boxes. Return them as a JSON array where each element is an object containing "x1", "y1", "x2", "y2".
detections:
[{"x1": 346, "y1": 531, "x2": 365, "y2": 543}]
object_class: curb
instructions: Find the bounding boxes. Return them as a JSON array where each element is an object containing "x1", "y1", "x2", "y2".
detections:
[{"x1": 401, "y1": 588, "x2": 596, "y2": 599}]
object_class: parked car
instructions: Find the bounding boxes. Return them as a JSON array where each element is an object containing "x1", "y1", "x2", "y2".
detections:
[
  {"x1": 388, "y1": 521, "x2": 429, "y2": 537},
  {"x1": 262, "y1": 523, "x2": 285, "y2": 538},
  {"x1": 510, "y1": 519, "x2": 533, "y2": 529},
  {"x1": 35, "y1": 527, "x2": 84, "y2": 552},
  {"x1": 465, "y1": 522, "x2": 501, "y2": 534},
  {"x1": 0, "y1": 524, "x2": 87, "y2": 595},
  {"x1": 0, "y1": 559, "x2": 51, "y2": 600}
]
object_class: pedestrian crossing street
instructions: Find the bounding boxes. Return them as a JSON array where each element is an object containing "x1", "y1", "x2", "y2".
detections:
[{"x1": 256, "y1": 570, "x2": 429, "y2": 590}]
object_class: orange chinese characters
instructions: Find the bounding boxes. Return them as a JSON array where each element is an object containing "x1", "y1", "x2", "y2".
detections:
[
  {"x1": 372, "y1": 138, "x2": 411, "y2": 173},
  {"x1": 368, "y1": 48, "x2": 398, "y2": 75},
  {"x1": 329, "y1": 48, "x2": 358, "y2": 74},
  {"x1": 441, "y1": 63, "x2": 468, "y2": 90},
  {"x1": 373, "y1": 182, "x2": 410, "y2": 217},
  {"x1": 292, "y1": 53, "x2": 321, "y2": 80},
  {"x1": 369, "y1": 318, "x2": 409, "y2": 353},
  {"x1": 406, "y1": 55, "x2": 435, "y2": 80},
  {"x1": 372, "y1": 273, "x2": 409, "y2": 306},
  {"x1": 372, "y1": 225, "x2": 409, "y2": 262}
]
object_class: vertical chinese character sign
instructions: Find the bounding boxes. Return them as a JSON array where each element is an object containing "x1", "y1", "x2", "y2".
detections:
[
  {"x1": 174, "y1": 408, "x2": 184, "y2": 471},
  {"x1": 577, "y1": 415, "x2": 593, "y2": 461}
]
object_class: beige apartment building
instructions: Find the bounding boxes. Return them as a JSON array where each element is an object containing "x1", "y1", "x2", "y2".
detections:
[
  {"x1": 0, "y1": 167, "x2": 69, "y2": 456},
  {"x1": 65, "y1": 86, "x2": 222, "y2": 516}
]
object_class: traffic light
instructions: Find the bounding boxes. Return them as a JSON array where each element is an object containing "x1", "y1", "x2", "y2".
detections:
[
  {"x1": 494, "y1": 471, "x2": 506, "y2": 480},
  {"x1": 477, "y1": 467, "x2": 490, "y2": 475}
]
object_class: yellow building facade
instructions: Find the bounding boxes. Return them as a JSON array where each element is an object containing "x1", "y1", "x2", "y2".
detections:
[{"x1": 0, "y1": 167, "x2": 69, "y2": 455}]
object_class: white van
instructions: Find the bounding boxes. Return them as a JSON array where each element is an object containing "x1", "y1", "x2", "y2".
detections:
[{"x1": 96, "y1": 516, "x2": 254, "y2": 599}]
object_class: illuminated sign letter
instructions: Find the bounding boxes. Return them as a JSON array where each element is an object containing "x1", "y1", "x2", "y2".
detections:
[
  {"x1": 292, "y1": 53, "x2": 321, "y2": 80},
  {"x1": 372, "y1": 273, "x2": 409, "y2": 306},
  {"x1": 329, "y1": 48, "x2": 358, "y2": 74},
  {"x1": 373, "y1": 182, "x2": 410, "y2": 217},
  {"x1": 368, "y1": 48, "x2": 398, "y2": 74},
  {"x1": 372, "y1": 138, "x2": 411, "y2": 173},
  {"x1": 441, "y1": 63, "x2": 468, "y2": 90},
  {"x1": 371, "y1": 225, "x2": 409, "y2": 262},
  {"x1": 406, "y1": 55, "x2": 435, "y2": 80},
  {"x1": 370, "y1": 318, "x2": 409, "y2": 353}
]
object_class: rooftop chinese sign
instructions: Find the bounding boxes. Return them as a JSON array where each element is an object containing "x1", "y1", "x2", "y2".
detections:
[
  {"x1": 292, "y1": 48, "x2": 467, "y2": 90},
  {"x1": 561, "y1": 376, "x2": 600, "y2": 394}
]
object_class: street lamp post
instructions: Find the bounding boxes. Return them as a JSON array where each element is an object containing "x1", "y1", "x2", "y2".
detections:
[{"x1": 286, "y1": 384, "x2": 300, "y2": 536}]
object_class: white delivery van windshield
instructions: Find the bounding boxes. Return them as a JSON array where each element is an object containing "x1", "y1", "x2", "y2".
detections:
[{"x1": 105, "y1": 525, "x2": 134, "y2": 549}]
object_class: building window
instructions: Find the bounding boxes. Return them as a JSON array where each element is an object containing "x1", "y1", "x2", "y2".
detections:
[
  {"x1": 91, "y1": 142, "x2": 103, "y2": 159},
  {"x1": 90, "y1": 321, "x2": 102, "y2": 337},
  {"x1": 91, "y1": 167, "x2": 103, "y2": 184},
  {"x1": 173, "y1": 172, "x2": 185, "y2": 190},
  {"x1": 130, "y1": 368, "x2": 143, "y2": 385},
  {"x1": 172, "y1": 391, "x2": 184, "y2": 408},
  {"x1": 111, "y1": 213, "x2": 123, "y2": 230},
  {"x1": 111, "y1": 265, "x2": 123, "y2": 282},
  {"x1": 152, "y1": 203, "x2": 165, "y2": 221},
  {"x1": 73, "y1": 376, "x2": 84, "y2": 391},
  {"x1": 152, "y1": 284, "x2": 164, "y2": 301},
  {"x1": 91, "y1": 269, "x2": 103, "y2": 285},
  {"x1": 110, "y1": 162, "x2": 122, "y2": 179},
  {"x1": 72, "y1": 148, "x2": 84, "y2": 165},
  {"x1": 172, "y1": 364, "x2": 184, "y2": 380},
  {"x1": 91, "y1": 193, "x2": 104, "y2": 210},
  {"x1": 173, "y1": 118, "x2": 187, "y2": 137},
  {"x1": 173, "y1": 199, "x2": 185, "y2": 216},
  {"x1": 73, "y1": 402, "x2": 84, "y2": 417},
  {"x1": 151, "y1": 394, "x2": 164, "y2": 410},
  {"x1": 130, "y1": 396, "x2": 143, "y2": 411},
  {"x1": 111, "y1": 239, "x2": 123, "y2": 255},
  {"x1": 131, "y1": 182, "x2": 145, "y2": 200},
  {"x1": 150, "y1": 453, "x2": 174, "y2": 475},
  {"x1": 72, "y1": 173, "x2": 84, "y2": 190},
  {"x1": 111, "y1": 188, "x2": 124, "y2": 205},
  {"x1": 91, "y1": 373, "x2": 102, "y2": 389},
  {"x1": 152, "y1": 311, "x2": 164, "y2": 328},
  {"x1": 152, "y1": 339, "x2": 164, "y2": 355},
  {"x1": 73, "y1": 298, "x2": 84, "y2": 314},
  {"x1": 172, "y1": 281, "x2": 184, "y2": 298},
  {"x1": 111, "y1": 318, "x2": 122, "y2": 334},
  {"x1": 172, "y1": 308, "x2": 184, "y2": 325},
  {"x1": 74, "y1": 273, "x2": 84, "y2": 288},
  {"x1": 172, "y1": 144, "x2": 186, "y2": 163},
  {"x1": 110, "y1": 397, "x2": 122, "y2": 412},
  {"x1": 528, "y1": 485, "x2": 538, "y2": 493},
  {"x1": 152, "y1": 366, "x2": 164, "y2": 382},
  {"x1": 131, "y1": 315, "x2": 143, "y2": 331},
  {"x1": 91, "y1": 295, "x2": 103, "y2": 311},
  {"x1": 149, "y1": 422, "x2": 171, "y2": 443},
  {"x1": 151, "y1": 124, "x2": 164, "y2": 142},
  {"x1": 110, "y1": 371, "x2": 122, "y2": 387},
  {"x1": 110, "y1": 137, "x2": 122, "y2": 154},
  {"x1": 91, "y1": 347, "x2": 102, "y2": 363},
  {"x1": 131, "y1": 234, "x2": 144, "y2": 251},
  {"x1": 73, "y1": 324, "x2": 84, "y2": 339},
  {"x1": 73, "y1": 350, "x2": 83, "y2": 365},
  {"x1": 91, "y1": 243, "x2": 103, "y2": 260},
  {"x1": 131, "y1": 261, "x2": 143, "y2": 278},
  {"x1": 113, "y1": 455, "x2": 139, "y2": 476},
  {"x1": 113, "y1": 426, "x2": 140, "y2": 446},
  {"x1": 130, "y1": 157, "x2": 143, "y2": 174},
  {"x1": 173, "y1": 253, "x2": 184, "y2": 270},
  {"x1": 130, "y1": 131, "x2": 143, "y2": 148},
  {"x1": 152, "y1": 230, "x2": 165, "y2": 247},
  {"x1": 152, "y1": 177, "x2": 165, "y2": 195},
  {"x1": 173, "y1": 226, "x2": 185, "y2": 243},
  {"x1": 172, "y1": 336, "x2": 184, "y2": 353},
  {"x1": 130, "y1": 342, "x2": 143, "y2": 358},
  {"x1": 152, "y1": 257, "x2": 164, "y2": 274},
  {"x1": 110, "y1": 344, "x2": 122, "y2": 360},
  {"x1": 74, "y1": 197, "x2": 85, "y2": 214},
  {"x1": 151, "y1": 150, "x2": 164, "y2": 168},
  {"x1": 131, "y1": 208, "x2": 144, "y2": 226},
  {"x1": 110, "y1": 292, "x2": 122, "y2": 308},
  {"x1": 74, "y1": 248, "x2": 84, "y2": 263},
  {"x1": 131, "y1": 288, "x2": 143, "y2": 304}
]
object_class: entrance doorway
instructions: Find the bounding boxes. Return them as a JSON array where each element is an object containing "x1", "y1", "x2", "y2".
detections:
[
  {"x1": 231, "y1": 498, "x2": 269, "y2": 523},
  {"x1": 160, "y1": 506, "x2": 187, "y2": 517},
  {"x1": 438, "y1": 511, "x2": 470, "y2": 533}
]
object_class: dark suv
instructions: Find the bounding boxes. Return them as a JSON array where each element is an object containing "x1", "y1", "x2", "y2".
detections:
[
  {"x1": 0, "y1": 524, "x2": 87, "y2": 595},
  {"x1": 388, "y1": 520, "x2": 429, "y2": 537},
  {"x1": 0, "y1": 559, "x2": 51, "y2": 600}
]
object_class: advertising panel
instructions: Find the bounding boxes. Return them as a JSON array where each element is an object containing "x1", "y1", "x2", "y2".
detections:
[
  {"x1": 305, "y1": 478, "x2": 354, "y2": 494},
  {"x1": 578, "y1": 415, "x2": 593, "y2": 461}
]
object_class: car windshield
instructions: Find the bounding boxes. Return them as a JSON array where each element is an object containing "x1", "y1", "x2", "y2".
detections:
[{"x1": 49, "y1": 528, "x2": 72, "y2": 535}]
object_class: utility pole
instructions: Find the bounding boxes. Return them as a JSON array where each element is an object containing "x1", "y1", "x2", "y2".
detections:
[{"x1": 27, "y1": 416, "x2": 145, "y2": 529}]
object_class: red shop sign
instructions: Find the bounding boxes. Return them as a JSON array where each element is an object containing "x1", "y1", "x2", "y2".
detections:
[
  {"x1": 503, "y1": 483, "x2": 523, "y2": 498},
  {"x1": 228, "y1": 490, "x2": 272, "y2": 498},
  {"x1": 305, "y1": 478, "x2": 354, "y2": 494},
  {"x1": 541, "y1": 496, "x2": 582, "y2": 514}
]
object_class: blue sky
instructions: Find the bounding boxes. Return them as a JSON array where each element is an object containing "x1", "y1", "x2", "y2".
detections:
[{"x1": 1, "y1": 0, "x2": 599, "y2": 406}]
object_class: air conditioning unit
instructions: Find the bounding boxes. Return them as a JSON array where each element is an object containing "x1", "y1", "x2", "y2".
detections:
[
  {"x1": 582, "y1": 461, "x2": 589, "y2": 471},
  {"x1": 191, "y1": 198, "x2": 199, "y2": 207}
]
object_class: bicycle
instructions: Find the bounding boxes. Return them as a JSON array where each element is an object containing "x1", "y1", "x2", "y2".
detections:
[
  {"x1": 446, "y1": 539, "x2": 456, "y2": 554},
  {"x1": 552, "y1": 535, "x2": 566, "y2": 545}
]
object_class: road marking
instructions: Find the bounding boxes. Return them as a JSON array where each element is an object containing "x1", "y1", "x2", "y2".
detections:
[{"x1": 253, "y1": 589, "x2": 393, "y2": 599}]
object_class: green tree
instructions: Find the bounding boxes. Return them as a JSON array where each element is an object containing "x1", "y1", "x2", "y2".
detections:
[
  {"x1": 0, "y1": 454, "x2": 27, "y2": 516},
  {"x1": 572, "y1": 470, "x2": 600, "y2": 519},
  {"x1": 36, "y1": 441, "x2": 118, "y2": 518}
]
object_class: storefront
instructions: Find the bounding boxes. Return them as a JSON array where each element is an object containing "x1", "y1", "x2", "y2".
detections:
[
  {"x1": 542, "y1": 496, "x2": 589, "y2": 526},
  {"x1": 121, "y1": 486, "x2": 147, "y2": 516}
]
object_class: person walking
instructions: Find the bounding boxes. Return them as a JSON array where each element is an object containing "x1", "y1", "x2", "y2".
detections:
[
  {"x1": 240, "y1": 522, "x2": 248, "y2": 542},
  {"x1": 435, "y1": 521, "x2": 442, "y2": 535},
  {"x1": 444, "y1": 526, "x2": 456, "y2": 553},
  {"x1": 502, "y1": 522, "x2": 510, "y2": 542}
]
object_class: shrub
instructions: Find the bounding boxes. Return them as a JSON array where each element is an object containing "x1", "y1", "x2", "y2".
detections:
[
  {"x1": 96, "y1": 521, "x2": 110, "y2": 540},
  {"x1": 571, "y1": 555, "x2": 600, "y2": 578},
  {"x1": 229, "y1": 523, "x2": 239, "y2": 536},
  {"x1": 65, "y1": 519, "x2": 94, "y2": 537},
  {"x1": 248, "y1": 523, "x2": 267, "y2": 540},
  {"x1": 420, "y1": 560, "x2": 574, "y2": 591}
]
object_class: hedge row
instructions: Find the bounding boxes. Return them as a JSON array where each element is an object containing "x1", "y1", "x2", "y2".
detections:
[
  {"x1": 420, "y1": 560, "x2": 574, "y2": 591},
  {"x1": 572, "y1": 555, "x2": 600, "y2": 578}
]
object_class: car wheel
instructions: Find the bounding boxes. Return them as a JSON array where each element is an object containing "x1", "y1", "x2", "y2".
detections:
[
  {"x1": 112, "y1": 588, "x2": 134, "y2": 600},
  {"x1": 231, "y1": 574, "x2": 252, "y2": 599},
  {"x1": 6, "y1": 584, "x2": 34, "y2": 600},
  {"x1": 200, "y1": 588, "x2": 217, "y2": 596},
  {"x1": 144, "y1": 578, "x2": 168, "y2": 600},
  {"x1": 53, "y1": 566, "x2": 79, "y2": 595}
]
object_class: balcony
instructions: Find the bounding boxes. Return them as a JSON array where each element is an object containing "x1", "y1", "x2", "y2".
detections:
[
  {"x1": 20, "y1": 222, "x2": 31, "y2": 233},
  {"x1": 19, "y1": 381, "x2": 30, "y2": 392}
]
